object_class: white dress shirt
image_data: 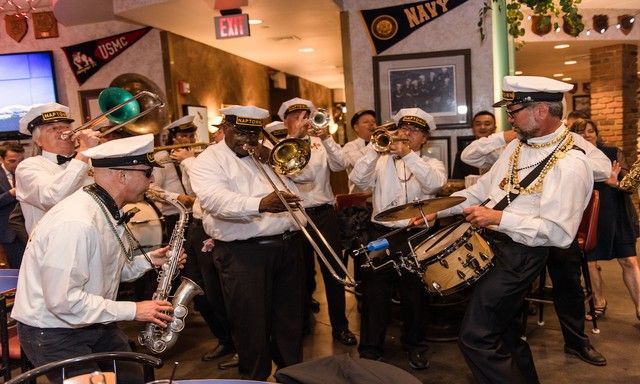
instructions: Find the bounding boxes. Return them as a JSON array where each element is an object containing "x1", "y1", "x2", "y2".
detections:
[
  {"x1": 15, "y1": 150, "x2": 92, "y2": 233},
  {"x1": 190, "y1": 141, "x2": 306, "y2": 241},
  {"x1": 180, "y1": 156, "x2": 202, "y2": 220},
  {"x1": 291, "y1": 136, "x2": 346, "y2": 207},
  {"x1": 342, "y1": 137, "x2": 370, "y2": 193},
  {"x1": 439, "y1": 126, "x2": 594, "y2": 248},
  {"x1": 151, "y1": 150, "x2": 191, "y2": 217},
  {"x1": 350, "y1": 145, "x2": 447, "y2": 228},
  {"x1": 461, "y1": 128, "x2": 610, "y2": 182},
  {"x1": 2, "y1": 163, "x2": 14, "y2": 188},
  {"x1": 12, "y1": 189, "x2": 151, "y2": 328}
]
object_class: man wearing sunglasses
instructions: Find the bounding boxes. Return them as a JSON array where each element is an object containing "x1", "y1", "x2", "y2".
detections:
[{"x1": 13, "y1": 134, "x2": 182, "y2": 383}]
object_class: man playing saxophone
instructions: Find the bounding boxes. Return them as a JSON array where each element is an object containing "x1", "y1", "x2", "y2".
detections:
[
  {"x1": 12, "y1": 134, "x2": 184, "y2": 384},
  {"x1": 190, "y1": 105, "x2": 306, "y2": 381}
]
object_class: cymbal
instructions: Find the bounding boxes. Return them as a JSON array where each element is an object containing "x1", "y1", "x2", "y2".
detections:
[{"x1": 374, "y1": 196, "x2": 466, "y2": 222}]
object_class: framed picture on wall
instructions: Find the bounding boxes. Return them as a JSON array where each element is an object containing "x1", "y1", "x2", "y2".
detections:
[
  {"x1": 422, "y1": 136, "x2": 451, "y2": 177},
  {"x1": 78, "y1": 89, "x2": 104, "y2": 123},
  {"x1": 182, "y1": 104, "x2": 209, "y2": 143},
  {"x1": 572, "y1": 95, "x2": 591, "y2": 117},
  {"x1": 373, "y1": 49, "x2": 472, "y2": 129}
]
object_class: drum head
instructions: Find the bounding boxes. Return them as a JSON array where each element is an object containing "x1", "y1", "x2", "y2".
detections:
[
  {"x1": 124, "y1": 198, "x2": 163, "y2": 249},
  {"x1": 415, "y1": 222, "x2": 471, "y2": 262}
]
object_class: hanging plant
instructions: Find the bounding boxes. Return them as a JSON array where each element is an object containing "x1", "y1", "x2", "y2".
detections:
[{"x1": 478, "y1": 0, "x2": 585, "y2": 44}]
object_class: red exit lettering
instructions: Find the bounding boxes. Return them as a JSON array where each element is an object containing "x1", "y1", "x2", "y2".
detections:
[{"x1": 217, "y1": 15, "x2": 247, "y2": 38}]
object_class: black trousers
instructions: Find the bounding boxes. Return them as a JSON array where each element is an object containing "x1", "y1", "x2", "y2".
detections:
[
  {"x1": 302, "y1": 204, "x2": 349, "y2": 332},
  {"x1": 181, "y1": 218, "x2": 233, "y2": 348},
  {"x1": 1, "y1": 237, "x2": 25, "y2": 269},
  {"x1": 458, "y1": 235, "x2": 549, "y2": 384},
  {"x1": 358, "y1": 225, "x2": 430, "y2": 357},
  {"x1": 18, "y1": 322, "x2": 143, "y2": 384},
  {"x1": 547, "y1": 240, "x2": 590, "y2": 348},
  {"x1": 213, "y1": 232, "x2": 304, "y2": 380}
]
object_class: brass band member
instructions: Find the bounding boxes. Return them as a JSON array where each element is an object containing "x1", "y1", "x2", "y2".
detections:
[
  {"x1": 435, "y1": 76, "x2": 595, "y2": 383},
  {"x1": 279, "y1": 97, "x2": 356, "y2": 345},
  {"x1": 15, "y1": 103, "x2": 99, "y2": 233},
  {"x1": 343, "y1": 109, "x2": 377, "y2": 193},
  {"x1": 12, "y1": 134, "x2": 178, "y2": 383},
  {"x1": 190, "y1": 106, "x2": 305, "y2": 380},
  {"x1": 350, "y1": 107, "x2": 447, "y2": 369}
]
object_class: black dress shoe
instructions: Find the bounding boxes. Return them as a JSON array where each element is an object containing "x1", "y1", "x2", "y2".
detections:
[
  {"x1": 201, "y1": 344, "x2": 235, "y2": 362},
  {"x1": 218, "y1": 353, "x2": 239, "y2": 370},
  {"x1": 407, "y1": 349, "x2": 430, "y2": 370},
  {"x1": 332, "y1": 329, "x2": 357, "y2": 346},
  {"x1": 564, "y1": 344, "x2": 607, "y2": 366}
]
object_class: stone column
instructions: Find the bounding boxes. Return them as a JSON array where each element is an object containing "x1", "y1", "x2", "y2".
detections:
[{"x1": 590, "y1": 44, "x2": 638, "y2": 164}]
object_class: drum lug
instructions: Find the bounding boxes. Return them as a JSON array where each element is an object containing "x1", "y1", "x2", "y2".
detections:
[
  {"x1": 439, "y1": 258, "x2": 449, "y2": 268},
  {"x1": 431, "y1": 281, "x2": 442, "y2": 294},
  {"x1": 479, "y1": 252, "x2": 490, "y2": 261},
  {"x1": 457, "y1": 270, "x2": 466, "y2": 279},
  {"x1": 464, "y1": 242, "x2": 473, "y2": 251}
]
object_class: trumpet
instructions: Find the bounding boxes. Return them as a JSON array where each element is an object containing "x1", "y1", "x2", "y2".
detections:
[
  {"x1": 371, "y1": 124, "x2": 409, "y2": 153},
  {"x1": 243, "y1": 128, "x2": 356, "y2": 287},
  {"x1": 308, "y1": 108, "x2": 330, "y2": 136},
  {"x1": 60, "y1": 87, "x2": 164, "y2": 140},
  {"x1": 154, "y1": 142, "x2": 210, "y2": 152}
]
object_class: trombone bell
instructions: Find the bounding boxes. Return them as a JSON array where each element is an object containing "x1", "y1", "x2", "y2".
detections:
[{"x1": 98, "y1": 87, "x2": 141, "y2": 124}]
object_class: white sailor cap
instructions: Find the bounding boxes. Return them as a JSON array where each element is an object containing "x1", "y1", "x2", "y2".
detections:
[
  {"x1": 493, "y1": 76, "x2": 573, "y2": 107},
  {"x1": 81, "y1": 133, "x2": 162, "y2": 168},
  {"x1": 277, "y1": 97, "x2": 315, "y2": 120},
  {"x1": 264, "y1": 121, "x2": 287, "y2": 139},
  {"x1": 164, "y1": 115, "x2": 197, "y2": 134},
  {"x1": 220, "y1": 105, "x2": 269, "y2": 132},
  {"x1": 19, "y1": 102, "x2": 75, "y2": 136},
  {"x1": 393, "y1": 108, "x2": 436, "y2": 132}
]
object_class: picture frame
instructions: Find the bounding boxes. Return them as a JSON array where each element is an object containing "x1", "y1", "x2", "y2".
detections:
[
  {"x1": 78, "y1": 89, "x2": 104, "y2": 123},
  {"x1": 182, "y1": 104, "x2": 210, "y2": 143},
  {"x1": 572, "y1": 95, "x2": 591, "y2": 117},
  {"x1": 422, "y1": 136, "x2": 451, "y2": 177},
  {"x1": 373, "y1": 49, "x2": 472, "y2": 129}
]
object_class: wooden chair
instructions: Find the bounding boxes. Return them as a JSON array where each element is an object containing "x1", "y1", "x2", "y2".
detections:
[
  {"x1": 5, "y1": 352, "x2": 163, "y2": 384},
  {"x1": 522, "y1": 190, "x2": 600, "y2": 336}
]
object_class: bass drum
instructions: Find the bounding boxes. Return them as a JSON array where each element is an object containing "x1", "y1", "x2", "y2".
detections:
[{"x1": 123, "y1": 198, "x2": 164, "y2": 250}]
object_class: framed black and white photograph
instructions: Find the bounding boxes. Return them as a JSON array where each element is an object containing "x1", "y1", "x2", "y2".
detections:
[
  {"x1": 572, "y1": 95, "x2": 591, "y2": 117},
  {"x1": 373, "y1": 49, "x2": 472, "y2": 129},
  {"x1": 422, "y1": 136, "x2": 451, "y2": 176},
  {"x1": 182, "y1": 104, "x2": 209, "y2": 143}
]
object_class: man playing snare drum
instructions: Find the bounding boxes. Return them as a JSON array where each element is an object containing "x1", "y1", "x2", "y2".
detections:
[
  {"x1": 349, "y1": 107, "x2": 447, "y2": 369},
  {"x1": 434, "y1": 76, "x2": 594, "y2": 383}
]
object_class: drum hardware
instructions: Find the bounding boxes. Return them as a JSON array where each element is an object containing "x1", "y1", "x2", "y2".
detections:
[
  {"x1": 60, "y1": 87, "x2": 164, "y2": 140},
  {"x1": 373, "y1": 196, "x2": 466, "y2": 222},
  {"x1": 243, "y1": 129, "x2": 356, "y2": 287}
]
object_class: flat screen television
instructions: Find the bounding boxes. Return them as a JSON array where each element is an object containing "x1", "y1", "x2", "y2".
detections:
[{"x1": 0, "y1": 51, "x2": 59, "y2": 140}]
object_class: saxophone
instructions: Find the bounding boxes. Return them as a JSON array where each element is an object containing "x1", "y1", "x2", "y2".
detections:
[
  {"x1": 138, "y1": 189, "x2": 204, "y2": 354},
  {"x1": 618, "y1": 158, "x2": 640, "y2": 193}
]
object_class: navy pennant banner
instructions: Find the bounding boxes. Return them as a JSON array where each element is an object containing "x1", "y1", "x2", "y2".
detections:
[
  {"x1": 360, "y1": 0, "x2": 468, "y2": 55},
  {"x1": 62, "y1": 27, "x2": 152, "y2": 85}
]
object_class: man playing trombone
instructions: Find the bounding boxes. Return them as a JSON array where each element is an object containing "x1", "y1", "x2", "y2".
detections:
[
  {"x1": 190, "y1": 105, "x2": 305, "y2": 381},
  {"x1": 349, "y1": 107, "x2": 447, "y2": 369},
  {"x1": 15, "y1": 103, "x2": 100, "y2": 233},
  {"x1": 278, "y1": 97, "x2": 357, "y2": 345}
]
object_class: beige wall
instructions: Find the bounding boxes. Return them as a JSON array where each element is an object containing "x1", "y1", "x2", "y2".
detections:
[
  {"x1": 340, "y1": 0, "x2": 495, "y2": 170},
  {"x1": 0, "y1": 19, "x2": 165, "y2": 126}
]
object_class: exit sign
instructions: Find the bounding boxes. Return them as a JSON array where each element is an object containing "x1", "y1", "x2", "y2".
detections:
[{"x1": 214, "y1": 14, "x2": 250, "y2": 39}]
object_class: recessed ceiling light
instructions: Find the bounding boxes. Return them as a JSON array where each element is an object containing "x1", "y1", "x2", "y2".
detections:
[
  {"x1": 562, "y1": 77, "x2": 572, "y2": 81},
  {"x1": 514, "y1": 71, "x2": 523, "y2": 75},
  {"x1": 248, "y1": 19, "x2": 263, "y2": 25},
  {"x1": 564, "y1": 60, "x2": 577, "y2": 65},
  {"x1": 553, "y1": 73, "x2": 564, "y2": 77},
  {"x1": 298, "y1": 47, "x2": 315, "y2": 53},
  {"x1": 554, "y1": 44, "x2": 570, "y2": 49}
]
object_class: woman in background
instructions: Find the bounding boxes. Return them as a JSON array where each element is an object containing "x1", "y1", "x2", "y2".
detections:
[{"x1": 570, "y1": 118, "x2": 640, "y2": 322}]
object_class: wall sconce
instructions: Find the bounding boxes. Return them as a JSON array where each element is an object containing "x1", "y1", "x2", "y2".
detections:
[
  {"x1": 593, "y1": 14, "x2": 608, "y2": 34},
  {"x1": 617, "y1": 14, "x2": 635, "y2": 35}
]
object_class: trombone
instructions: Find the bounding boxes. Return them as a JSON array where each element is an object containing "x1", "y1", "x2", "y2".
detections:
[
  {"x1": 60, "y1": 87, "x2": 164, "y2": 140},
  {"x1": 371, "y1": 122, "x2": 409, "y2": 153},
  {"x1": 154, "y1": 142, "x2": 210, "y2": 152},
  {"x1": 243, "y1": 129, "x2": 357, "y2": 287}
]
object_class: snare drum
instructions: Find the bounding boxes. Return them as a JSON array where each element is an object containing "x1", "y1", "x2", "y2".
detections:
[
  {"x1": 414, "y1": 222, "x2": 493, "y2": 295},
  {"x1": 123, "y1": 198, "x2": 164, "y2": 249}
]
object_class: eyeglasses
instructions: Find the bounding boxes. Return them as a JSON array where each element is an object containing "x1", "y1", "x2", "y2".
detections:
[
  {"x1": 506, "y1": 104, "x2": 530, "y2": 119},
  {"x1": 109, "y1": 167, "x2": 153, "y2": 178}
]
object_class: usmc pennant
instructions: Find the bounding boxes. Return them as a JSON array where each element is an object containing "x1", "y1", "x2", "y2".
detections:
[{"x1": 5, "y1": 14, "x2": 27, "y2": 43}]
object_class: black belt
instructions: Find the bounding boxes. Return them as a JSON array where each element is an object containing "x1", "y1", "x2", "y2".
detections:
[
  {"x1": 484, "y1": 229, "x2": 513, "y2": 244},
  {"x1": 305, "y1": 203, "x2": 333, "y2": 214},
  {"x1": 218, "y1": 230, "x2": 301, "y2": 246}
]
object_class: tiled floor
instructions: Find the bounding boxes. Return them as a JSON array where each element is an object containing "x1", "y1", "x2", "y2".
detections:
[{"x1": 120, "y1": 256, "x2": 640, "y2": 383}]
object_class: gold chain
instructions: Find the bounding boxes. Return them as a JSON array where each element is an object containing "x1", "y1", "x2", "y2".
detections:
[{"x1": 524, "y1": 129, "x2": 568, "y2": 148}]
